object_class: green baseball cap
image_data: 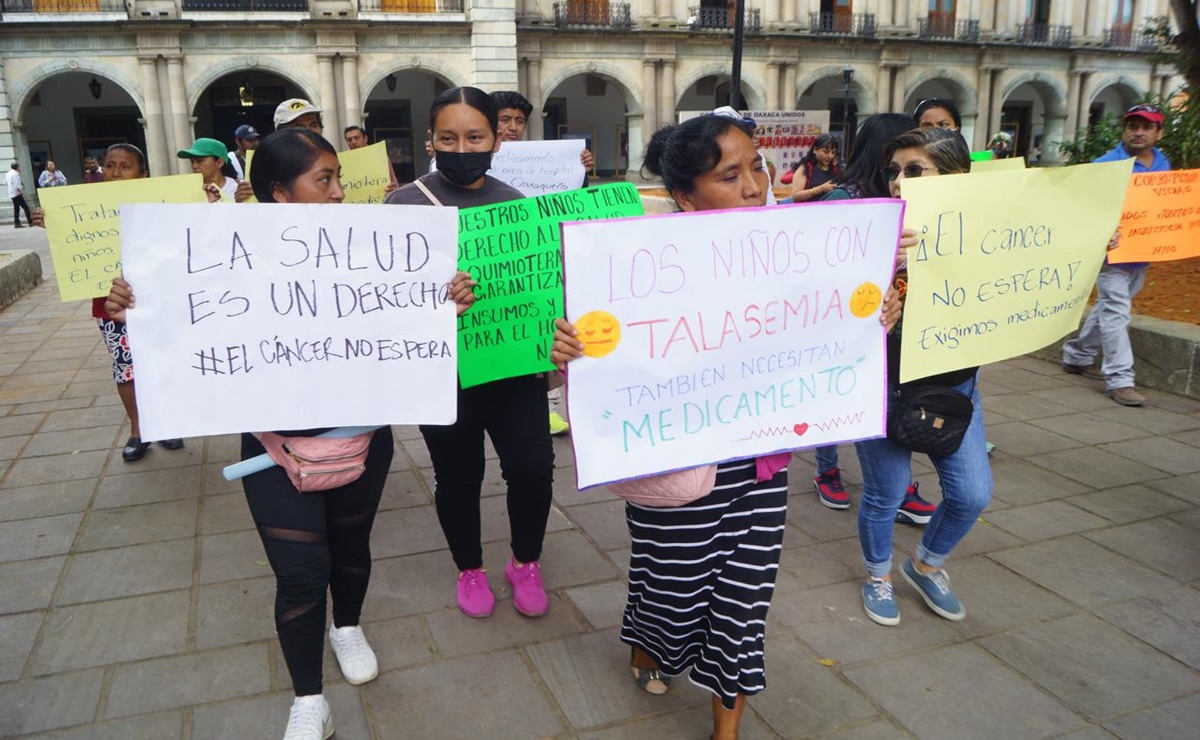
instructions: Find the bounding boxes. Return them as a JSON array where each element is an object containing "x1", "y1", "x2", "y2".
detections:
[{"x1": 177, "y1": 138, "x2": 229, "y2": 162}]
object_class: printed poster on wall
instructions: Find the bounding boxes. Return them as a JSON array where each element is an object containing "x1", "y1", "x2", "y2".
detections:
[
  {"x1": 562, "y1": 200, "x2": 902, "y2": 489},
  {"x1": 678, "y1": 110, "x2": 832, "y2": 187}
]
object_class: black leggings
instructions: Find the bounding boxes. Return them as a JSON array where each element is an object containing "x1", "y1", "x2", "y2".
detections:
[
  {"x1": 241, "y1": 427, "x2": 394, "y2": 696},
  {"x1": 421, "y1": 374, "x2": 554, "y2": 571},
  {"x1": 11, "y1": 195, "x2": 31, "y2": 227}
]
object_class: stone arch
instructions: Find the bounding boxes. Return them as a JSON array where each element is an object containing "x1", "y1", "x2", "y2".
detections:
[
  {"x1": 903, "y1": 67, "x2": 978, "y2": 115},
  {"x1": 1000, "y1": 71, "x2": 1067, "y2": 116},
  {"x1": 359, "y1": 59, "x2": 466, "y2": 104},
  {"x1": 794, "y1": 64, "x2": 878, "y2": 115},
  {"x1": 10, "y1": 59, "x2": 144, "y2": 125},
  {"x1": 673, "y1": 62, "x2": 767, "y2": 111},
  {"x1": 187, "y1": 56, "x2": 318, "y2": 115},
  {"x1": 1088, "y1": 74, "x2": 1145, "y2": 106},
  {"x1": 541, "y1": 61, "x2": 643, "y2": 116}
]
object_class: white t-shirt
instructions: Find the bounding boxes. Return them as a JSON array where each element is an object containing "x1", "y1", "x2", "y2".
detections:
[
  {"x1": 6, "y1": 169, "x2": 23, "y2": 198},
  {"x1": 215, "y1": 176, "x2": 239, "y2": 202}
]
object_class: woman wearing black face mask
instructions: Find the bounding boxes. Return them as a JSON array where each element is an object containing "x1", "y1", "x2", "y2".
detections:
[{"x1": 386, "y1": 87, "x2": 557, "y2": 622}]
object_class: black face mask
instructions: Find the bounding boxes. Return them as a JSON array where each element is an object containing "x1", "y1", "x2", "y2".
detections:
[{"x1": 435, "y1": 150, "x2": 493, "y2": 187}]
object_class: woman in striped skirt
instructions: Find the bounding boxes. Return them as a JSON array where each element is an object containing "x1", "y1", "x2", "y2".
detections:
[{"x1": 553, "y1": 114, "x2": 908, "y2": 739}]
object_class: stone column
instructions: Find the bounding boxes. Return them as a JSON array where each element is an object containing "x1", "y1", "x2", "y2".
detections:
[
  {"x1": 317, "y1": 55, "x2": 341, "y2": 147},
  {"x1": 626, "y1": 112, "x2": 645, "y2": 179},
  {"x1": 764, "y1": 0, "x2": 780, "y2": 23},
  {"x1": 138, "y1": 56, "x2": 171, "y2": 177},
  {"x1": 642, "y1": 60, "x2": 658, "y2": 133},
  {"x1": 342, "y1": 55, "x2": 362, "y2": 133},
  {"x1": 471, "y1": 0, "x2": 520, "y2": 90},
  {"x1": 766, "y1": 62, "x2": 781, "y2": 110},
  {"x1": 783, "y1": 64, "x2": 797, "y2": 108},
  {"x1": 988, "y1": 69, "x2": 1003, "y2": 148},
  {"x1": 890, "y1": 66, "x2": 907, "y2": 114},
  {"x1": 659, "y1": 60, "x2": 676, "y2": 124},
  {"x1": 165, "y1": 56, "x2": 192, "y2": 174},
  {"x1": 1064, "y1": 69, "x2": 1082, "y2": 142},
  {"x1": 780, "y1": 0, "x2": 794, "y2": 23},
  {"x1": 1077, "y1": 71, "x2": 1095, "y2": 129},
  {"x1": 975, "y1": 65, "x2": 993, "y2": 150},
  {"x1": 656, "y1": 0, "x2": 671, "y2": 18},
  {"x1": 959, "y1": 114, "x2": 977, "y2": 150},
  {"x1": 876, "y1": 64, "x2": 893, "y2": 113},
  {"x1": 1040, "y1": 114, "x2": 1066, "y2": 164},
  {"x1": 527, "y1": 58, "x2": 543, "y2": 140}
]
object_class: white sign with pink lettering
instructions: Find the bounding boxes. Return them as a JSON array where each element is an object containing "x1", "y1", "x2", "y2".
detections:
[{"x1": 562, "y1": 201, "x2": 903, "y2": 489}]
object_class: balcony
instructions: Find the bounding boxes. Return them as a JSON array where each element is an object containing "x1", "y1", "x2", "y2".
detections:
[
  {"x1": 918, "y1": 16, "x2": 980, "y2": 42},
  {"x1": 687, "y1": 6, "x2": 761, "y2": 33},
  {"x1": 0, "y1": 0, "x2": 126, "y2": 12},
  {"x1": 808, "y1": 12, "x2": 876, "y2": 38},
  {"x1": 1103, "y1": 26, "x2": 1156, "y2": 51},
  {"x1": 182, "y1": 0, "x2": 307, "y2": 8},
  {"x1": 1015, "y1": 21, "x2": 1072, "y2": 47},
  {"x1": 553, "y1": 1, "x2": 630, "y2": 30},
  {"x1": 358, "y1": 0, "x2": 462, "y2": 9}
]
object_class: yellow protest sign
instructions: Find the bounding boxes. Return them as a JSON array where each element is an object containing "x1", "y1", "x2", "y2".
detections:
[
  {"x1": 337, "y1": 142, "x2": 391, "y2": 204},
  {"x1": 242, "y1": 150, "x2": 257, "y2": 203},
  {"x1": 1107, "y1": 169, "x2": 1200, "y2": 263},
  {"x1": 40, "y1": 174, "x2": 206, "y2": 301},
  {"x1": 898, "y1": 159, "x2": 1134, "y2": 383},
  {"x1": 970, "y1": 157, "x2": 1025, "y2": 173}
]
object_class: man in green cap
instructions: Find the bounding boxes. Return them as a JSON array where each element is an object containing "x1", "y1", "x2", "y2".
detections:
[{"x1": 178, "y1": 137, "x2": 238, "y2": 201}]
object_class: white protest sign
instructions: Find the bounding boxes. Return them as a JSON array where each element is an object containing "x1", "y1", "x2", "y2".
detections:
[
  {"x1": 121, "y1": 203, "x2": 460, "y2": 440},
  {"x1": 563, "y1": 200, "x2": 902, "y2": 489},
  {"x1": 487, "y1": 140, "x2": 586, "y2": 196}
]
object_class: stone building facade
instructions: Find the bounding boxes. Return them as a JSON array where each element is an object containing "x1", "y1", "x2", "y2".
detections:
[{"x1": 0, "y1": 0, "x2": 1181, "y2": 214}]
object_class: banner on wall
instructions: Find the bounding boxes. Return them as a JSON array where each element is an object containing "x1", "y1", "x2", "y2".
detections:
[
  {"x1": 679, "y1": 110, "x2": 832, "y2": 187},
  {"x1": 562, "y1": 199, "x2": 902, "y2": 489}
]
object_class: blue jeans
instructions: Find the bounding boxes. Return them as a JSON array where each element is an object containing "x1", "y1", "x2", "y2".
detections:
[
  {"x1": 815, "y1": 445, "x2": 838, "y2": 472},
  {"x1": 855, "y1": 376, "x2": 992, "y2": 578}
]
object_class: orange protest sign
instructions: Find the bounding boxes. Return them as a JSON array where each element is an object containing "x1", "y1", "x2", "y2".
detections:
[{"x1": 1107, "y1": 169, "x2": 1200, "y2": 263}]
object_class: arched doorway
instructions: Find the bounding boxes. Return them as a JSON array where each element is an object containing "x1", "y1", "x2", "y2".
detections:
[
  {"x1": 797, "y1": 74, "x2": 870, "y2": 154},
  {"x1": 193, "y1": 71, "x2": 309, "y2": 145},
  {"x1": 20, "y1": 72, "x2": 143, "y2": 187},
  {"x1": 1001, "y1": 78, "x2": 1066, "y2": 161},
  {"x1": 1089, "y1": 80, "x2": 1141, "y2": 126},
  {"x1": 677, "y1": 74, "x2": 749, "y2": 114},
  {"x1": 362, "y1": 70, "x2": 451, "y2": 183},
  {"x1": 543, "y1": 73, "x2": 630, "y2": 176}
]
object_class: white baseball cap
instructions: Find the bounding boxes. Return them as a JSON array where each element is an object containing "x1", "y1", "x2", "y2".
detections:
[{"x1": 274, "y1": 98, "x2": 322, "y2": 127}]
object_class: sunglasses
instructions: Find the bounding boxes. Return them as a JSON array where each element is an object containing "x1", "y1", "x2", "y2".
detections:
[{"x1": 882, "y1": 164, "x2": 937, "y2": 182}]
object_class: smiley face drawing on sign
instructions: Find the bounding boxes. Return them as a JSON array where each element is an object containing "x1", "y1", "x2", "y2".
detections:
[
  {"x1": 575, "y1": 310, "x2": 622, "y2": 358},
  {"x1": 849, "y1": 282, "x2": 883, "y2": 319}
]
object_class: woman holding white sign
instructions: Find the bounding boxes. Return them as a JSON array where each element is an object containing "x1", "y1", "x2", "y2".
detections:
[
  {"x1": 386, "y1": 87, "x2": 558, "y2": 623},
  {"x1": 855, "y1": 126, "x2": 993, "y2": 629},
  {"x1": 553, "y1": 115, "x2": 908, "y2": 740},
  {"x1": 106, "y1": 127, "x2": 477, "y2": 740}
]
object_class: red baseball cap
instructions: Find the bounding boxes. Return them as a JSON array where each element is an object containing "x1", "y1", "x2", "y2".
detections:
[{"x1": 1124, "y1": 104, "x2": 1164, "y2": 125}]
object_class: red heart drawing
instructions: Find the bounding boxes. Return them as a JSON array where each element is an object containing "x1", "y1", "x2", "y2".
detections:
[{"x1": 793, "y1": 423, "x2": 809, "y2": 436}]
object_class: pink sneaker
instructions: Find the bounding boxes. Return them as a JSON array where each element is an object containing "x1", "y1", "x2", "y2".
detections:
[
  {"x1": 456, "y1": 568, "x2": 495, "y2": 618},
  {"x1": 504, "y1": 559, "x2": 548, "y2": 617}
]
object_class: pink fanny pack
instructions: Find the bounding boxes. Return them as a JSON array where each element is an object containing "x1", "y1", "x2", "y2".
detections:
[{"x1": 257, "y1": 432, "x2": 373, "y2": 493}]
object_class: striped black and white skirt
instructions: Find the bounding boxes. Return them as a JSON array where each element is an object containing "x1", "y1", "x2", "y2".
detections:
[{"x1": 620, "y1": 459, "x2": 789, "y2": 709}]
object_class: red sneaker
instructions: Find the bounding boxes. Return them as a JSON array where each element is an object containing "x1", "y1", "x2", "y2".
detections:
[
  {"x1": 896, "y1": 482, "x2": 937, "y2": 525},
  {"x1": 813, "y1": 468, "x2": 850, "y2": 509}
]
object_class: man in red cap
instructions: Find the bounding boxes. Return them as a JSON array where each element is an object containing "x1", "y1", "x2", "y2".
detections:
[{"x1": 1062, "y1": 104, "x2": 1171, "y2": 407}]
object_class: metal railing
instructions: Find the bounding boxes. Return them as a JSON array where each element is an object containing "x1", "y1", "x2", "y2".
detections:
[
  {"x1": 358, "y1": 0, "x2": 463, "y2": 10},
  {"x1": 918, "y1": 16, "x2": 980, "y2": 42},
  {"x1": 808, "y1": 12, "x2": 876, "y2": 38},
  {"x1": 1015, "y1": 21, "x2": 1072, "y2": 47},
  {"x1": 1103, "y1": 26, "x2": 1156, "y2": 51},
  {"x1": 0, "y1": 0, "x2": 126, "y2": 12},
  {"x1": 182, "y1": 0, "x2": 307, "y2": 9},
  {"x1": 687, "y1": 6, "x2": 761, "y2": 33},
  {"x1": 553, "y1": 1, "x2": 630, "y2": 30}
]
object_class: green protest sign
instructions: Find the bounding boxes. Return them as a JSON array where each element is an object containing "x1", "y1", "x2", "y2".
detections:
[{"x1": 457, "y1": 182, "x2": 644, "y2": 388}]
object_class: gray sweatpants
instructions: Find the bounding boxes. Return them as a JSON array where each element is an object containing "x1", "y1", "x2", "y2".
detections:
[{"x1": 1062, "y1": 262, "x2": 1147, "y2": 390}]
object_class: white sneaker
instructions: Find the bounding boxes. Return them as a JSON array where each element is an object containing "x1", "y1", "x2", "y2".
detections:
[
  {"x1": 283, "y1": 694, "x2": 333, "y2": 740},
  {"x1": 328, "y1": 624, "x2": 379, "y2": 685}
]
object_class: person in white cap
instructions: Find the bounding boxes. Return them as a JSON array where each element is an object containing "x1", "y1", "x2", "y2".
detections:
[{"x1": 274, "y1": 98, "x2": 324, "y2": 134}]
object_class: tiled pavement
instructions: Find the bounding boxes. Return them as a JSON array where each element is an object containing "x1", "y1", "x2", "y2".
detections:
[{"x1": 1, "y1": 225, "x2": 1198, "y2": 739}]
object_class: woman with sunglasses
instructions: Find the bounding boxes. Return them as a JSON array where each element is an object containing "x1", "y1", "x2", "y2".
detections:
[{"x1": 856, "y1": 127, "x2": 992, "y2": 628}]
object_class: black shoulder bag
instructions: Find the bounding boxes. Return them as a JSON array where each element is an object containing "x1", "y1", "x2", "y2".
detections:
[{"x1": 887, "y1": 380, "x2": 975, "y2": 457}]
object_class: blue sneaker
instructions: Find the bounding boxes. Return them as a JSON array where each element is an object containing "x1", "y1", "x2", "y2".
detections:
[
  {"x1": 901, "y1": 558, "x2": 965, "y2": 621},
  {"x1": 861, "y1": 577, "x2": 900, "y2": 626}
]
